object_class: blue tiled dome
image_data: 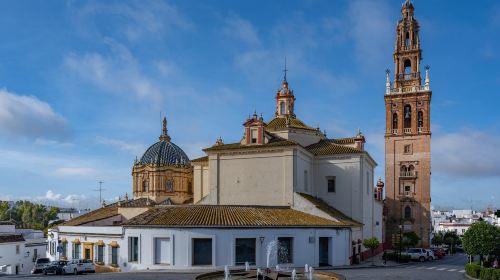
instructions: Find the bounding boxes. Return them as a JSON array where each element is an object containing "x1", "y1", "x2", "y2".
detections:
[
  {"x1": 139, "y1": 140, "x2": 191, "y2": 167},
  {"x1": 138, "y1": 117, "x2": 190, "y2": 167}
]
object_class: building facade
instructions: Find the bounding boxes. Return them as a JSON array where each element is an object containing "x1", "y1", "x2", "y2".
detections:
[{"x1": 384, "y1": 0, "x2": 432, "y2": 248}]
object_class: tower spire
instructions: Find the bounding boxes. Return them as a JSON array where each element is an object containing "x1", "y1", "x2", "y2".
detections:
[{"x1": 159, "y1": 116, "x2": 171, "y2": 142}]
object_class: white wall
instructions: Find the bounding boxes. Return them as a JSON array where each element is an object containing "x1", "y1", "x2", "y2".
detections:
[
  {"x1": 206, "y1": 150, "x2": 295, "y2": 206},
  {"x1": 123, "y1": 227, "x2": 351, "y2": 271}
]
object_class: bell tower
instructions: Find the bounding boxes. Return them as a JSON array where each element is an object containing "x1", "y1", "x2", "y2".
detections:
[{"x1": 384, "y1": 0, "x2": 432, "y2": 248}]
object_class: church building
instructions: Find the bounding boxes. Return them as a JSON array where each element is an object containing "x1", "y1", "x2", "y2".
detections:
[
  {"x1": 42, "y1": 1, "x2": 449, "y2": 272},
  {"x1": 384, "y1": 0, "x2": 432, "y2": 248}
]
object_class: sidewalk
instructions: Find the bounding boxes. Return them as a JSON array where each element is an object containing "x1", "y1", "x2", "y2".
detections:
[{"x1": 325, "y1": 252, "x2": 410, "y2": 270}]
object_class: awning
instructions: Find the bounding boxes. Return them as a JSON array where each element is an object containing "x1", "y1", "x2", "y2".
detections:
[
  {"x1": 60, "y1": 238, "x2": 68, "y2": 243},
  {"x1": 72, "y1": 239, "x2": 80, "y2": 244},
  {"x1": 96, "y1": 240, "x2": 105, "y2": 246},
  {"x1": 109, "y1": 241, "x2": 120, "y2": 248}
]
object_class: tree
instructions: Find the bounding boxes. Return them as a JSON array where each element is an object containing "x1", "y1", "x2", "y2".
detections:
[
  {"x1": 431, "y1": 232, "x2": 444, "y2": 247},
  {"x1": 443, "y1": 231, "x2": 461, "y2": 254},
  {"x1": 0, "y1": 201, "x2": 10, "y2": 221},
  {"x1": 402, "y1": 231, "x2": 420, "y2": 248},
  {"x1": 463, "y1": 221, "x2": 500, "y2": 266},
  {"x1": 363, "y1": 237, "x2": 380, "y2": 265}
]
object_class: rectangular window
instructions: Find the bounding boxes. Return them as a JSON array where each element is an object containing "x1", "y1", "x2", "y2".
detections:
[
  {"x1": 97, "y1": 246, "x2": 104, "y2": 263},
  {"x1": 62, "y1": 243, "x2": 67, "y2": 258},
  {"x1": 73, "y1": 244, "x2": 81, "y2": 259},
  {"x1": 192, "y1": 238, "x2": 212, "y2": 266},
  {"x1": 235, "y1": 238, "x2": 256, "y2": 265},
  {"x1": 366, "y1": 172, "x2": 369, "y2": 195},
  {"x1": 304, "y1": 170, "x2": 308, "y2": 192},
  {"x1": 16, "y1": 245, "x2": 20, "y2": 254},
  {"x1": 404, "y1": 144, "x2": 412, "y2": 154},
  {"x1": 251, "y1": 129, "x2": 257, "y2": 143},
  {"x1": 327, "y1": 177, "x2": 336, "y2": 192},
  {"x1": 111, "y1": 247, "x2": 118, "y2": 265},
  {"x1": 277, "y1": 237, "x2": 293, "y2": 264},
  {"x1": 128, "y1": 237, "x2": 139, "y2": 262}
]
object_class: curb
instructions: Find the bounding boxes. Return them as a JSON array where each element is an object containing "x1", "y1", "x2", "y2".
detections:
[{"x1": 323, "y1": 263, "x2": 412, "y2": 270}]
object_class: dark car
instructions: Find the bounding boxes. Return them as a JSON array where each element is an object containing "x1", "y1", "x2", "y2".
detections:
[
  {"x1": 431, "y1": 248, "x2": 446, "y2": 258},
  {"x1": 31, "y1": 258, "x2": 50, "y2": 274},
  {"x1": 43, "y1": 261, "x2": 68, "y2": 275}
]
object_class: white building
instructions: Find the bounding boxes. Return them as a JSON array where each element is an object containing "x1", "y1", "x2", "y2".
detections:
[
  {"x1": 0, "y1": 222, "x2": 47, "y2": 275},
  {"x1": 48, "y1": 76, "x2": 384, "y2": 271},
  {"x1": 432, "y1": 209, "x2": 500, "y2": 236}
]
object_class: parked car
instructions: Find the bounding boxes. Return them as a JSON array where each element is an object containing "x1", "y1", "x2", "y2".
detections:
[
  {"x1": 424, "y1": 249, "x2": 436, "y2": 261},
  {"x1": 31, "y1": 258, "x2": 50, "y2": 274},
  {"x1": 43, "y1": 261, "x2": 68, "y2": 275},
  {"x1": 64, "y1": 259, "x2": 95, "y2": 275},
  {"x1": 431, "y1": 248, "x2": 446, "y2": 258},
  {"x1": 403, "y1": 248, "x2": 431, "y2": 262}
]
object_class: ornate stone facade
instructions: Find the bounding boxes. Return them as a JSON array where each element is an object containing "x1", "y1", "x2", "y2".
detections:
[
  {"x1": 384, "y1": 0, "x2": 432, "y2": 247},
  {"x1": 132, "y1": 117, "x2": 193, "y2": 204}
]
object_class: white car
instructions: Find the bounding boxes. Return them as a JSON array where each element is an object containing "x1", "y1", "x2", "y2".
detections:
[
  {"x1": 64, "y1": 259, "x2": 95, "y2": 274},
  {"x1": 403, "y1": 248, "x2": 433, "y2": 262}
]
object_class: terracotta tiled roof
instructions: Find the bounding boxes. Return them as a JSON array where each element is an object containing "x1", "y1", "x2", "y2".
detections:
[
  {"x1": 297, "y1": 193, "x2": 363, "y2": 227},
  {"x1": 331, "y1": 137, "x2": 356, "y2": 145},
  {"x1": 203, "y1": 138, "x2": 297, "y2": 152},
  {"x1": 191, "y1": 156, "x2": 208, "y2": 163},
  {"x1": 266, "y1": 117, "x2": 317, "y2": 131},
  {"x1": 306, "y1": 139, "x2": 362, "y2": 156},
  {"x1": 0, "y1": 234, "x2": 25, "y2": 243},
  {"x1": 63, "y1": 206, "x2": 120, "y2": 226},
  {"x1": 124, "y1": 205, "x2": 348, "y2": 228},
  {"x1": 120, "y1": 198, "x2": 156, "y2": 208}
]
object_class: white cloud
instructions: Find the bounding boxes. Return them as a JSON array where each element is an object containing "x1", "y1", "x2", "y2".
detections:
[
  {"x1": 95, "y1": 136, "x2": 145, "y2": 156},
  {"x1": 64, "y1": 41, "x2": 163, "y2": 100},
  {"x1": 347, "y1": 0, "x2": 392, "y2": 69},
  {"x1": 433, "y1": 129, "x2": 500, "y2": 178},
  {"x1": 71, "y1": 1, "x2": 193, "y2": 41},
  {"x1": 0, "y1": 89, "x2": 69, "y2": 141},
  {"x1": 52, "y1": 167, "x2": 98, "y2": 177},
  {"x1": 35, "y1": 190, "x2": 87, "y2": 205},
  {"x1": 223, "y1": 14, "x2": 260, "y2": 45}
]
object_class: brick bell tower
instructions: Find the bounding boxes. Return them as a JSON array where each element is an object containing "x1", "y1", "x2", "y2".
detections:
[{"x1": 384, "y1": 0, "x2": 432, "y2": 248}]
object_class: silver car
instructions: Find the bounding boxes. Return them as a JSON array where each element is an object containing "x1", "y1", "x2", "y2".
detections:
[{"x1": 64, "y1": 259, "x2": 95, "y2": 274}]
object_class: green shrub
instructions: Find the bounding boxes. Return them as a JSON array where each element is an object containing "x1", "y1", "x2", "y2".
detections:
[
  {"x1": 466, "y1": 263, "x2": 482, "y2": 278},
  {"x1": 480, "y1": 268, "x2": 500, "y2": 280}
]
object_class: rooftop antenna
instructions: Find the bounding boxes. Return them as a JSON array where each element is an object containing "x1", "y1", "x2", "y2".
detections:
[
  {"x1": 283, "y1": 56, "x2": 288, "y2": 82},
  {"x1": 94, "y1": 181, "x2": 105, "y2": 207}
]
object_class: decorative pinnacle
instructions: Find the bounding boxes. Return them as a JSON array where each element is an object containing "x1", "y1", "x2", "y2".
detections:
[
  {"x1": 386, "y1": 69, "x2": 390, "y2": 75},
  {"x1": 159, "y1": 117, "x2": 171, "y2": 142}
]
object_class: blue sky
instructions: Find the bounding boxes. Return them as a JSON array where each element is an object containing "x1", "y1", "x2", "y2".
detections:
[{"x1": 0, "y1": 0, "x2": 499, "y2": 210}]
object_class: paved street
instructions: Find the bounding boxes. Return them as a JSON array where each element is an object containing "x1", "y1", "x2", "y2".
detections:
[
  {"x1": 333, "y1": 253, "x2": 468, "y2": 280},
  {"x1": 0, "y1": 254, "x2": 468, "y2": 280}
]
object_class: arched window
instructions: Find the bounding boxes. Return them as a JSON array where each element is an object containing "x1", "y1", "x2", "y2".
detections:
[
  {"x1": 143, "y1": 180, "x2": 149, "y2": 192},
  {"x1": 404, "y1": 60, "x2": 412, "y2": 76},
  {"x1": 404, "y1": 206, "x2": 412, "y2": 219},
  {"x1": 166, "y1": 179, "x2": 173, "y2": 192},
  {"x1": 401, "y1": 166, "x2": 408, "y2": 173},
  {"x1": 418, "y1": 111, "x2": 423, "y2": 129},
  {"x1": 405, "y1": 32, "x2": 410, "y2": 47},
  {"x1": 280, "y1": 102, "x2": 286, "y2": 115},
  {"x1": 392, "y1": 113, "x2": 398, "y2": 132},
  {"x1": 404, "y1": 105, "x2": 412, "y2": 128}
]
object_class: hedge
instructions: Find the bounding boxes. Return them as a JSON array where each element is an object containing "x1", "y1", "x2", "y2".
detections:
[
  {"x1": 465, "y1": 263, "x2": 500, "y2": 280},
  {"x1": 466, "y1": 263, "x2": 482, "y2": 278},
  {"x1": 479, "y1": 268, "x2": 500, "y2": 280}
]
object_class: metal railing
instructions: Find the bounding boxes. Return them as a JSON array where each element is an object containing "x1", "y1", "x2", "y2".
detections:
[
  {"x1": 393, "y1": 129, "x2": 398, "y2": 134},
  {"x1": 397, "y1": 72, "x2": 420, "y2": 80},
  {"x1": 404, "y1": 128, "x2": 412, "y2": 134}
]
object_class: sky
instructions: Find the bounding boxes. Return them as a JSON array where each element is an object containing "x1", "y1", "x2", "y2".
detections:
[{"x1": 0, "y1": 0, "x2": 499, "y2": 210}]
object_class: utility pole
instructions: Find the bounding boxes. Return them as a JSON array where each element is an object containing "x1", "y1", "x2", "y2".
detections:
[{"x1": 94, "y1": 181, "x2": 105, "y2": 207}]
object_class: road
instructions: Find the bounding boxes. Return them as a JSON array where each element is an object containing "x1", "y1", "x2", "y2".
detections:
[
  {"x1": 1, "y1": 254, "x2": 468, "y2": 280},
  {"x1": 333, "y1": 253, "x2": 468, "y2": 280}
]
